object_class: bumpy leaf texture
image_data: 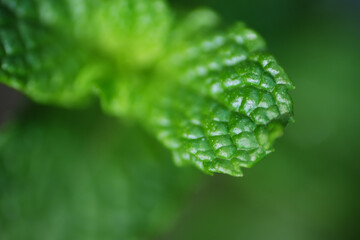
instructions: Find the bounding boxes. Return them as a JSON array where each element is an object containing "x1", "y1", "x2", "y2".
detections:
[
  {"x1": 0, "y1": 106, "x2": 198, "y2": 240},
  {"x1": 146, "y1": 22, "x2": 295, "y2": 176},
  {"x1": 0, "y1": 0, "x2": 294, "y2": 176}
]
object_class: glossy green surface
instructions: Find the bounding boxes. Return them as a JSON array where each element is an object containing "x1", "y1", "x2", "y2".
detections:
[
  {"x1": 0, "y1": 0, "x2": 294, "y2": 176},
  {"x1": 146, "y1": 23, "x2": 294, "y2": 176}
]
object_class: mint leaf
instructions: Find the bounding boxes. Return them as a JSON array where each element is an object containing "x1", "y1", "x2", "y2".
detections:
[
  {"x1": 137, "y1": 23, "x2": 294, "y2": 176},
  {"x1": 0, "y1": 0, "x2": 171, "y2": 106},
  {"x1": 0, "y1": 2, "x2": 294, "y2": 176},
  {"x1": 0, "y1": 2, "x2": 104, "y2": 105},
  {"x1": 0, "y1": 106, "x2": 198, "y2": 240}
]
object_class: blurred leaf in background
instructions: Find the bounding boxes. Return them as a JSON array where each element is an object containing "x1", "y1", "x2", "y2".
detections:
[{"x1": 0, "y1": 106, "x2": 199, "y2": 240}]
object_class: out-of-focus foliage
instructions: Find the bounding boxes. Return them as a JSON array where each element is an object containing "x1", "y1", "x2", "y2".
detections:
[
  {"x1": 0, "y1": 0, "x2": 294, "y2": 176},
  {"x1": 0, "y1": 0, "x2": 171, "y2": 104},
  {"x1": 0, "y1": 106, "x2": 198, "y2": 240}
]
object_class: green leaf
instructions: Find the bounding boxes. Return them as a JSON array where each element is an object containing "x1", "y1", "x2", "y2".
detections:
[
  {"x1": 0, "y1": 105, "x2": 198, "y2": 240},
  {"x1": 0, "y1": 0, "x2": 171, "y2": 106},
  {"x1": 135, "y1": 22, "x2": 295, "y2": 176},
  {"x1": 0, "y1": 2, "x2": 294, "y2": 176}
]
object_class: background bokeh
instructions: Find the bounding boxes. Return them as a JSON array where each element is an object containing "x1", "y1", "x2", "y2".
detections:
[{"x1": 1, "y1": 0, "x2": 360, "y2": 239}]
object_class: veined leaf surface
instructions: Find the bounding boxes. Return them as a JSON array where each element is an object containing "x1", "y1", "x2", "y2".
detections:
[{"x1": 0, "y1": 1, "x2": 294, "y2": 176}]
